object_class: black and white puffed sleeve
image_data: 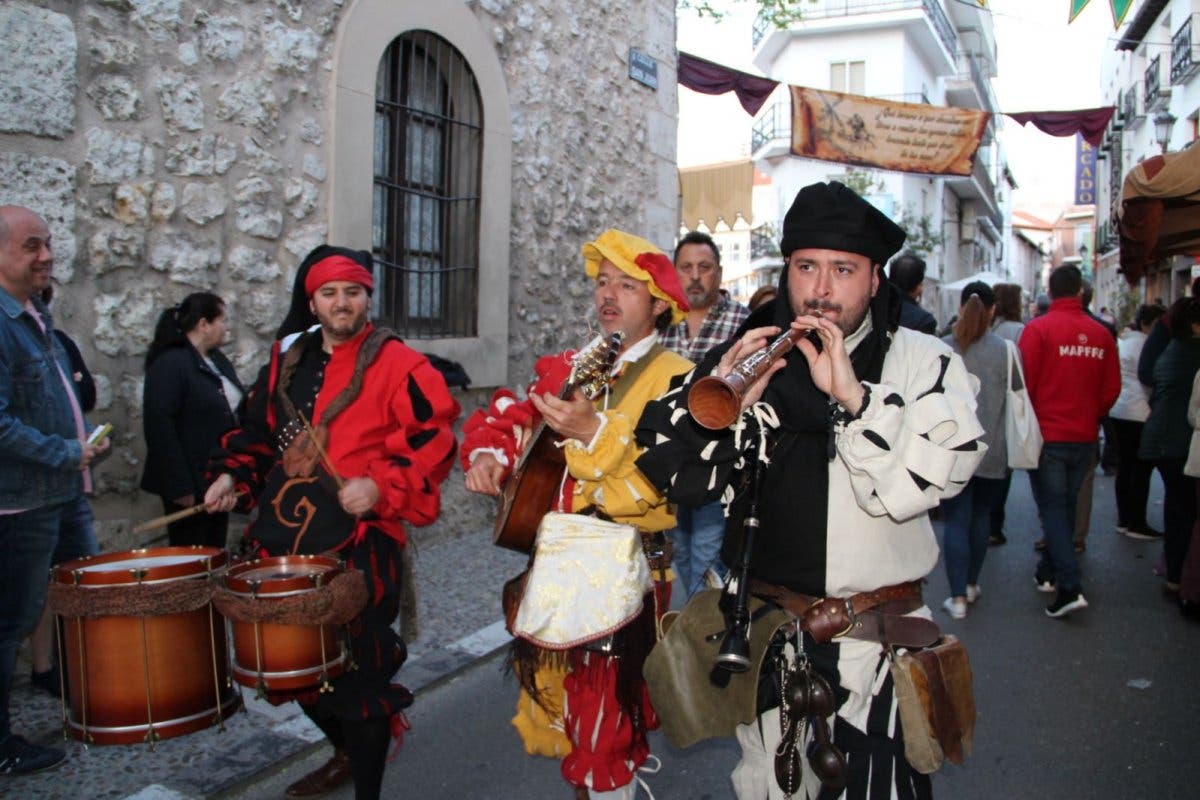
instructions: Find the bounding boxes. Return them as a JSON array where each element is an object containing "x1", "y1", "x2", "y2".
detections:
[
  {"x1": 834, "y1": 341, "x2": 986, "y2": 521},
  {"x1": 635, "y1": 362, "x2": 777, "y2": 509}
]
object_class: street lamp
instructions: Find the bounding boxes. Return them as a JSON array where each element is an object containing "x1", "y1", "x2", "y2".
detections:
[{"x1": 1154, "y1": 111, "x2": 1176, "y2": 154}]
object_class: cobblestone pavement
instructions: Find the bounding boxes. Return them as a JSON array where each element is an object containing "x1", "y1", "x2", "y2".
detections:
[{"x1": 4, "y1": 526, "x2": 523, "y2": 800}]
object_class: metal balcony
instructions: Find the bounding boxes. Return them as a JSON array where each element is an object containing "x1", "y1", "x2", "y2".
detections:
[
  {"x1": 876, "y1": 90, "x2": 931, "y2": 105},
  {"x1": 946, "y1": 155, "x2": 1000, "y2": 230},
  {"x1": 752, "y1": 13, "x2": 771, "y2": 48},
  {"x1": 750, "y1": 102, "x2": 791, "y2": 158},
  {"x1": 1145, "y1": 55, "x2": 1173, "y2": 112},
  {"x1": 1123, "y1": 83, "x2": 1143, "y2": 125},
  {"x1": 1171, "y1": 14, "x2": 1199, "y2": 84},
  {"x1": 750, "y1": 225, "x2": 780, "y2": 260},
  {"x1": 946, "y1": 50, "x2": 998, "y2": 113},
  {"x1": 752, "y1": 1, "x2": 957, "y2": 64}
]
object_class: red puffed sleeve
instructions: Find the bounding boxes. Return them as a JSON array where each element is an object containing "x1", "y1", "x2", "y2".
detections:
[
  {"x1": 458, "y1": 351, "x2": 575, "y2": 476},
  {"x1": 365, "y1": 346, "x2": 461, "y2": 529}
]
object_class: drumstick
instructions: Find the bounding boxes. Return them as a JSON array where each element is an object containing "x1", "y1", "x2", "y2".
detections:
[
  {"x1": 132, "y1": 492, "x2": 245, "y2": 534},
  {"x1": 297, "y1": 410, "x2": 346, "y2": 491}
]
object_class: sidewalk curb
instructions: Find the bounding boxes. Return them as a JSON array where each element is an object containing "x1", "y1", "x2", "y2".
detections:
[{"x1": 203, "y1": 620, "x2": 513, "y2": 800}]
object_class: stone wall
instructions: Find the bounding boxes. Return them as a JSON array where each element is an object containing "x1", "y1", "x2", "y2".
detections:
[{"x1": 0, "y1": 0, "x2": 678, "y2": 550}]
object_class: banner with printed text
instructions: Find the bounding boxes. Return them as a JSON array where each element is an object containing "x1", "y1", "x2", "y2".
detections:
[
  {"x1": 789, "y1": 86, "x2": 990, "y2": 177},
  {"x1": 1074, "y1": 133, "x2": 1097, "y2": 205}
]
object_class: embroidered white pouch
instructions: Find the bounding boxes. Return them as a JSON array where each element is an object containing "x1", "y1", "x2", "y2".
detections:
[{"x1": 512, "y1": 512, "x2": 653, "y2": 649}]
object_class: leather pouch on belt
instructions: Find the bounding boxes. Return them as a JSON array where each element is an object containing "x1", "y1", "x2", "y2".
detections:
[
  {"x1": 800, "y1": 596, "x2": 854, "y2": 644},
  {"x1": 889, "y1": 634, "x2": 976, "y2": 774}
]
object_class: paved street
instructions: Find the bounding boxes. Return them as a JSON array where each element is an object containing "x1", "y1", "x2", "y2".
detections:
[{"x1": 225, "y1": 470, "x2": 1198, "y2": 800}]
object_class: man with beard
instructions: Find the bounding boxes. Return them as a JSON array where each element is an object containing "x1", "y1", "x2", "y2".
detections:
[
  {"x1": 462, "y1": 229, "x2": 692, "y2": 799},
  {"x1": 636, "y1": 182, "x2": 985, "y2": 799},
  {"x1": 659, "y1": 231, "x2": 748, "y2": 596},
  {"x1": 204, "y1": 246, "x2": 460, "y2": 800}
]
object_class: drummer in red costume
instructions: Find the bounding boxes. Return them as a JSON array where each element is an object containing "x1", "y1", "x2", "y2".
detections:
[
  {"x1": 204, "y1": 245, "x2": 459, "y2": 800},
  {"x1": 463, "y1": 229, "x2": 693, "y2": 800}
]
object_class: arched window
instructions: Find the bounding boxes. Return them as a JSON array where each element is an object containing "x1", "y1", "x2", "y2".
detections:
[
  {"x1": 374, "y1": 31, "x2": 481, "y2": 338},
  {"x1": 331, "y1": 1, "x2": 511, "y2": 386}
]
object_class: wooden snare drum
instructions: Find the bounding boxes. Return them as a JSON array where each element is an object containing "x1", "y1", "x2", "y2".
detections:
[
  {"x1": 223, "y1": 555, "x2": 347, "y2": 692},
  {"x1": 51, "y1": 546, "x2": 240, "y2": 746}
]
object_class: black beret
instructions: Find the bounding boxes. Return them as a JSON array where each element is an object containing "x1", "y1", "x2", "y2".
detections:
[{"x1": 779, "y1": 180, "x2": 907, "y2": 265}]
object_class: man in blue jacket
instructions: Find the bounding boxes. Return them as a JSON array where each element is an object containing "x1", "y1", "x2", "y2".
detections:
[{"x1": 0, "y1": 205, "x2": 108, "y2": 776}]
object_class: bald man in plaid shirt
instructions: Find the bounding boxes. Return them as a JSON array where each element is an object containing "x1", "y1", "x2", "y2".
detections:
[{"x1": 659, "y1": 231, "x2": 750, "y2": 595}]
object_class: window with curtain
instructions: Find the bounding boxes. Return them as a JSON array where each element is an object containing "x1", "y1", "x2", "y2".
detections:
[{"x1": 373, "y1": 30, "x2": 482, "y2": 337}]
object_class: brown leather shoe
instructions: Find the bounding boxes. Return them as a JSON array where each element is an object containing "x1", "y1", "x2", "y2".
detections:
[{"x1": 285, "y1": 749, "x2": 352, "y2": 797}]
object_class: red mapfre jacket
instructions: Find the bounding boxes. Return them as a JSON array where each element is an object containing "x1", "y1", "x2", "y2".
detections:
[{"x1": 1018, "y1": 297, "x2": 1120, "y2": 443}]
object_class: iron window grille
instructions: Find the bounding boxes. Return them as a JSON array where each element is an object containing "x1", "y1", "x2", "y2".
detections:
[{"x1": 373, "y1": 30, "x2": 482, "y2": 338}]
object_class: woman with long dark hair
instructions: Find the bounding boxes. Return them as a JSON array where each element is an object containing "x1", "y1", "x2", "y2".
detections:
[
  {"x1": 141, "y1": 292, "x2": 244, "y2": 547},
  {"x1": 985, "y1": 283, "x2": 1025, "y2": 545},
  {"x1": 939, "y1": 281, "x2": 1010, "y2": 619}
]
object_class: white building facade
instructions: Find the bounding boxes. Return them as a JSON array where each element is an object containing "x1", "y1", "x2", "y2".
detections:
[
  {"x1": 746, "y1": 0, "x2": 1008, "y2": 326},
  {"x1": 1094, "y1": 0, "x2": 1200, "y2": 312}
]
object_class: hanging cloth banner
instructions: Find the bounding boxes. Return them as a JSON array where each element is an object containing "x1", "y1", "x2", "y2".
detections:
[
  {"x1": 1069, "y1": 0, "x2": 1135, "y2": 28},
  {"x1": 677, "y1": 51, "x2": 779, "y2": 116},
  {"x1": 789, "y1": 86, "x2": 990, "y2": 177},
  {"x1": 1005, "y1": 107, "x2": 1115, "y2": 147}
]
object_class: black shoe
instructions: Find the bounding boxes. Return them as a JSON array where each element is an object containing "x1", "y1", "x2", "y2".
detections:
[
  {"x1": 30, "y1": 668, "x2": 61, "y2": 699},
  {"x1": 1035, "y1": 571, "x2": 1056, "y2": 593},
  {"x1": 285, "y1": 750, "x2": 352, "y2": 797},
  {"x1": 1045, "y1": 589, "x2": 1089, "y2": 618},
  {"x1": 988, "y1": 532, "x2": 1007, "y2": 546},
  {"x1": 0, "y1": 734, "x2": 66, "y2": 775},
  {"x1": 1125, "y1": 526, "x2": 1164, "y2": 541}
]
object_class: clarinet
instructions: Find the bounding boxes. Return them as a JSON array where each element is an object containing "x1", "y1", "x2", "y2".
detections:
[{"x1": 714, "y1": 451, "x2": 765, "y2": 673}]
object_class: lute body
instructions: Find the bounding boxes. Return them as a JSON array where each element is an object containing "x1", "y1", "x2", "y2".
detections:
[{"x1": 491, "y1": 333, "x2": 623, "y2": 553}]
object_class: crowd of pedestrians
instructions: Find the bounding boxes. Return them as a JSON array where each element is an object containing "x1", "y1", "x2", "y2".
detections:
[{"x1": 895, "y1": 265, "x2": 1199, "y2": 623}]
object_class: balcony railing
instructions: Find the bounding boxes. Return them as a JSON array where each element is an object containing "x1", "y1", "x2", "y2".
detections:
[
  {"x1": 954, "y1": 50, "x2": 998, "y2": 112},
  {"x1": 753, "y1": 1, "x2": 957, "y2": 59},
  {"x1": 752, "y1": 12, "x2": 771, "y2": 48},
  {"x1": 1145, "y1": 55, "x2": 1172, "y2": 111},
  {"x1": 751, "y1": 225, "x2": 780, "y2": 260},
  {"x1": 751, "y1": 102, "x2": 790, "y2": 153},
  {"x1": 1171, "y1": 14, "x2": 1199, "y2": 84},
  {"x1": 876, "y1": 90, "x2": 932, "y2": 105},
  {"x1": 1123, "y1": 83, "x2": 1143, "y2": 123}
]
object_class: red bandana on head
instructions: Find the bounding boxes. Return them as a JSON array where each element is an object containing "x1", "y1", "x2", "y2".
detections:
[
  {"x1": 304, "y1": 255, "x2": 375, "y2": 296},
  {"x1": 633, "y1": 252, "x2": 690, "y2": 315}
]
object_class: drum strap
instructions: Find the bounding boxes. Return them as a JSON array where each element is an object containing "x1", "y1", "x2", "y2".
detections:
[{"x1": 276, "y1": 327, "x2": 402, "y2": 429}]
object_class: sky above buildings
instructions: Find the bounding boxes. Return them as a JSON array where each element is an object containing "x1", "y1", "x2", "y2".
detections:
[{"x1": 676, "y1": 0, "x2": 1118, "y2": 217}]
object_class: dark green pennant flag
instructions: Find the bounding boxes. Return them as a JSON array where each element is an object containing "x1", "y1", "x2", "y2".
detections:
[
  {"x1": 1069, "y1": 0, "x2": 1136, "y2": 27},
  {"x1": 1109, "y1": 0, "x2": 1134, "y2": 27}
]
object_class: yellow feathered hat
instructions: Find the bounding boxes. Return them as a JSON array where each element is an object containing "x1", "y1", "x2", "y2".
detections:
[{"x1": 582, "y1": 229, "x2": 690, "y2": 324}]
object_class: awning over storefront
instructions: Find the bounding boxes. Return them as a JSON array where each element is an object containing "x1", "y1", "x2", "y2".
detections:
[
  {"x1": 680, "y1": 160, "x2": 754, "y2": 230},
  {"x1": 1118, "y1": 143, "x2": 1200, "y2": 284}
]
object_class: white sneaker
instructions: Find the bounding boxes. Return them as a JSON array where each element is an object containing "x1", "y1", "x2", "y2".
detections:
[
  {"x1": 701, "y1": 567, "x2": 724, "y2": 590},
  {"x1": 942, "y1": 597, "x2": 967, "y2": 619},
  {"x1": 965, "y1": 584, "x2": 981, "y2": 604}
]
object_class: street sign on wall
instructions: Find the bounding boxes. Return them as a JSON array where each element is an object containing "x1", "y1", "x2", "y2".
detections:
[{"x1": 629, "y1": 49, "x2": 658, "y2": 90}]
